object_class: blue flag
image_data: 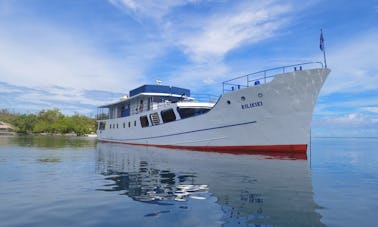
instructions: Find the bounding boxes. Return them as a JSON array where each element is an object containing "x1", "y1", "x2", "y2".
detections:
[{"x1": 320, "y1": 29, "x2": 325, "y2": 51}]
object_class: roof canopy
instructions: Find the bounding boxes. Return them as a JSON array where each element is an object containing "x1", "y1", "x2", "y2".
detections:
[
  {"x1": 130, "y1": 85, "x2": 190, "y2": 97},
  {"x1": 98, "y1": 84, "x2": 192, "y2": 108}
]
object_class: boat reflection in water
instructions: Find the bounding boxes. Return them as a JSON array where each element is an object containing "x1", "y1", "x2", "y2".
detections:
[{"x1": 96, "y1": 143, "x2": 323, "y2": 226}]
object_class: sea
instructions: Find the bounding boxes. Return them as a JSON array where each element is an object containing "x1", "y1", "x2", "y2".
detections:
[{"x1": 0, "y1": 135, "x2": 377, "y2": 227}]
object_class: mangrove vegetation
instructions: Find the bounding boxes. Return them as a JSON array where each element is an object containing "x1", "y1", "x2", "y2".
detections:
[{"x1": 0, "y1": 108, "x2": 96, "y2": 135}]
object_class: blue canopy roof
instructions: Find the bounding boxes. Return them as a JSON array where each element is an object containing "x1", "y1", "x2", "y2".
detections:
[{"x1": 129, "y1": 85, "x2": 190, "y2": 97}]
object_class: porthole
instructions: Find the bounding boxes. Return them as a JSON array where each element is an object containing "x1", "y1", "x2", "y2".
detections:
[
  {"x1": 227, "y1": 100, "x2": 231, "y2": 105},
  {"x1": 258, "y1": 93, "x2": 263, "y2": 98},
  {"x1": 241, "y1": 96, "x2": 246, "y2": 101}
]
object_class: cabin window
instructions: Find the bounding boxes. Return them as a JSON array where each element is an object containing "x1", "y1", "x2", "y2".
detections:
[
  {"x1": 117, "y1": 124, "x2": 118, "y2": 128},
  {"x1": 177, "y1": 107, "x2": 210, "y2": 119},
  {"x1": 123, "y1": 122, "x2": 125, "y2": 128},
  {"x1": 110, "y1": 124, "x2": 112, "y2": 129},
  {"x1": 161, "y1": 108, "x2": 176, "y2": 123},
  {"x1": 128, "y1": 122, "x2": 130, "y2": 128},
  {"x1": 98, "y1": 122, "x2": 106, "y2": 130},
  {"x1": 140, "y1": 116, "x2": 149, "y2": 128},
  {"x1": 134, "y1": 121, "x2": 136, "y2": 127}
]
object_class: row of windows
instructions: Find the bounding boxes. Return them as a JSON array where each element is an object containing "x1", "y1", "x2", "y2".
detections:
[
  {"x1": 99, "y1": 107, "x2": 211, "y2": 130},
  {"x1": 140, "y1": 108, "x2": 210, "y2": 128},
  {"x1": 108, "y1": 120, "x2": 137, "y2": 129},
  {"x1": 140, "y1": 109, "x2": 177, "y2": 128}
]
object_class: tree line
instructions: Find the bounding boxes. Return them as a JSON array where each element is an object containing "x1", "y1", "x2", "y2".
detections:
[{"x1": 0, "y1": 108, "x2": 96, "y2": 135}]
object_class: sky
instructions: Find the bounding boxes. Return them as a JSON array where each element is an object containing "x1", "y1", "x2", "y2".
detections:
[{"x1": 0, "y1": 0, "x2": 377, "y2": 137}]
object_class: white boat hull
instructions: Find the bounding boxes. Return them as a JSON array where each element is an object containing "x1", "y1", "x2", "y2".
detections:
[{"x1": 97, "y1": 68, "x2": 330, "y2": 156}]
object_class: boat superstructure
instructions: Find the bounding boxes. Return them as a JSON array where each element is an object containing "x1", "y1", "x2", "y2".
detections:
[{"x1": 97, "y1": 62, "x2": 330, "y2": 156}]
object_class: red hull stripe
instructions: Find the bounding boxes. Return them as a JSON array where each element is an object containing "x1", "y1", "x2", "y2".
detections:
[{"x1": 99, "y1": 140, "x2": 308, "y2": 160}]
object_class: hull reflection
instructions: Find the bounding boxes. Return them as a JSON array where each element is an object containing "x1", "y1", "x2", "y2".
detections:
[{"x1": 96, "y1": 143, "x2": 323, "y2": 226}]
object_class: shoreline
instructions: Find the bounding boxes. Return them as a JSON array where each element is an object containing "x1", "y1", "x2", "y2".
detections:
[{"x1": 0, "y1": 132, "x2": 97, "y2": 137}]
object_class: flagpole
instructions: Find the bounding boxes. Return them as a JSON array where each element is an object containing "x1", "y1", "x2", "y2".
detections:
[
  {"x1": 320, "y1": 29, "x2": 327, "y2": 68},
  {"x1": 322, "y1": 38, "x2": 327, "y2": 68}
]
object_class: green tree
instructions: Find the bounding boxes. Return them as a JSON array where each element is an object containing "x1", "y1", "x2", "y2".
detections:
[
  {"x1": 13, "y1": 114, "x2": 37, "y2": 133},
  {"x1": 70, "y1": 114, "x2": 96, "y2": 136},
  {"x1": 33, "y1": 108, "x2": 63, "y2": 133},
  {"x1": 0, "y1": 109, "x2": 18, "y2": 124}
]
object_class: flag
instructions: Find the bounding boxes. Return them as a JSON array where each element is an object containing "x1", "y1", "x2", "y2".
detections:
[{"x1": 320, "y1": 29, "x2": 325, "y2": 51}]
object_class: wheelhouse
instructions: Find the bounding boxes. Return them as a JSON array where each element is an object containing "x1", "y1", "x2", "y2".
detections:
[{"x1": 96, "y1": 84, "x2": 215, "y2": 131}]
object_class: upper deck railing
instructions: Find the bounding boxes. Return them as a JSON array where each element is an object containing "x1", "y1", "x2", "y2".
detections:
[
  {"x1": 190, "y1": 94, "x2": 219, "y2": 103},
  {"x1": 222, "y1": 62, "x2": 324, "y2": 94}
]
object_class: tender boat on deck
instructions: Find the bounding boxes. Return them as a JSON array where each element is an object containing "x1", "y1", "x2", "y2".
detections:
[{"x1": 96, "y1": 62, "x2": 330, "y2": 157}]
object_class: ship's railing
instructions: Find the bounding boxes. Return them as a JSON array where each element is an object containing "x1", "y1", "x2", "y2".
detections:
[
  {"x1": 96, "y1": 108, "x2": 109, "y2": 120},
  {"x1": 147, "y1": 94, "x2": 219, "y2": 111},
  {"x1": 222, "y1": 62, "x2": 324, "y2": 94},
  {"x1": 189, "y1": 94, "x2": 220, "y2": 103},
  {"x1": 96, "y1": 113, "x2": 109, "y2": 120}
]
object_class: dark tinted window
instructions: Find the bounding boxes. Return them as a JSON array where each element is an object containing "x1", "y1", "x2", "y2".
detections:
[
  {"x1": 161, "y1": 109, "x2": 176, "y2": 123},
  {"x1": 98, "y1": 122, "x2": 106, "y2": 130},
  {"x1": 140, "y1": 116, "x2": 149, "y2": 128},
  {"x1": 177, "y1": 107, "x2": 210, "y2": 119}
]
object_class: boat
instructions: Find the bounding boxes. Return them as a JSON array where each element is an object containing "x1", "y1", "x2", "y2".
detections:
[{"x1": 96, "y1": 62, "x2": 330, "y2": 156}]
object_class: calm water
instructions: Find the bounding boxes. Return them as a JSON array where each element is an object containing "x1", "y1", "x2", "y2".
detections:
[{"x1": 0, "y1": 136, "x2": 377, "y2": 226}]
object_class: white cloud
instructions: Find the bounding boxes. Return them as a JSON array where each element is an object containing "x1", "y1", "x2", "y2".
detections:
[
  {"x1": 0, "y1": 81, "x2": 123, "y2": 115},
  {"x1": 312, "y1": 112, "x2": 378, "y2": 137},
  {"x1": 323, "y1": 113, "x2": 369, "y2": 126},
  {"x1": 0, "y1": 27, "x2": 144, "y2": 92},
  {"x1": 315, "y1": 95, "x2": 378, "y2": 115},
  {"x1": 175, "y1": 1, "x2": 292, "y2": 62},
  {"x1": 361, "y1": 107, "x2": 378, "y2": 114},
  {"x1": 167, "y1": 62, "x2": 230, "y2": 92},
  {"x1": 111, "y1": 0, "x2": 295, "y2": 89},
  {"x1": 108, "y1": 0, "x2": 194, "y2": 21}
]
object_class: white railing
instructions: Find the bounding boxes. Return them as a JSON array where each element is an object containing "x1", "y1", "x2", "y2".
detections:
[{"x1": 222, "y1": 62, "x2": 324, "y2": 94}]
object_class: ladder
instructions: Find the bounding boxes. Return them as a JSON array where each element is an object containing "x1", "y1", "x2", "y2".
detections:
[{"x1": 150, "y1": 113, "x2": 160, "y2": 125}]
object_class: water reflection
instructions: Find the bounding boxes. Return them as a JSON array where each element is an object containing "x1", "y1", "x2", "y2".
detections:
[
  {"x1": 97, "y1": 153, "x2": 208, "y2": 204},
  {"x1": 96, "y1": 143, "x2": 323, "y2": 226},
  {"x1": 36, "y1": 157, "x2": 61, "y2": 163},
  {"x1": 0, "y1": 135, "x2": 96, "y2": 148}
]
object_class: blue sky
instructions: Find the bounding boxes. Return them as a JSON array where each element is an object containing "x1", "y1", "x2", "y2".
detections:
[{"x1": 0, "y1": 0, "x2": 377, "y2": 137}]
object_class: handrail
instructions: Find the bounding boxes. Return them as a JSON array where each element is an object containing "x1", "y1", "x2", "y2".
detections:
[
  {"x1": 190, "y1": 94, "x2": 220, "y2": 103},
  {"x1": 222, "y1": 61, "x2": 323, "y2": 93}
]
